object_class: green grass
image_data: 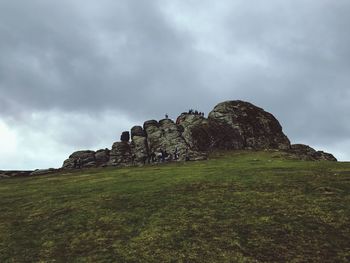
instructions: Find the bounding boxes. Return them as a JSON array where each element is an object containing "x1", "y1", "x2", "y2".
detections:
[{"x1": 0, "y1": 150, "x2": 350, "y2": 262}]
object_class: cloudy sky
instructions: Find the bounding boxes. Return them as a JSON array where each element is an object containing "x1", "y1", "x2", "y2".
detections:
[{"x1": 0, "y1": 0, "x2": 349, "y2": 169}]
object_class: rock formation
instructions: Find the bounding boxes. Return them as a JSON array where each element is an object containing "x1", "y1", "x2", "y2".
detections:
[
  {"x1": 120, "y1": 131, "x2": 130, "y2": 142},
  {"x1": 95, "y1": 149, "x2": 110, "y2": 166},
  {"x1": 108, "y1": 142, "x2": 132, "y2": 166},
  {"x1": 176, "y1": 113, "x2": 244, "y2": 151},
  {"x1": 61, "y1": 100, "x2": 337, "y2": 169},
  {"x1": 208, "y1": 101, "x2": 290, "y2": 150},
  {"x1": 288, "y1": 144, "x2": 337, "y2": 161},
  {"x1": 62, "y1": 150, "x2": 97, "y2": 169},
  {"x1": 131, "y1": 126, "x2": 149, "y2": 165},
  {"x1": 0, "y1": 168, "x2": 59, "y2": 179}
]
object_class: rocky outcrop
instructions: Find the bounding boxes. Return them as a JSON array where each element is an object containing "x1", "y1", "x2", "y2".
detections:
[
  {"x1": 208, "y1": 101, "x2": 291, "y2": 150},
  {"x1": 0, "y1": 168, "x2": 59, "y2": 179},
  {"x1": 144, "y1": 119, "x2": 206, "y2": 162},
  {"x1": 289, "y1": 144, "x2": 337, "y2": 161},
  {"x1": 176, "y1": 113, "x2": 244, "y2": 151},
  {"x1": 120, "y1": 131, "x2": 130, "y2": 142},
  {"x1": 95, "y1": 149, "x2": 110, "y2": 166},
  {"x1": 108, "y1": 142, "x2": 132, "y2": 166},
  {"x1": 30, "y1": 168, "x2": 59, "y2": 176},
  {"x1": 131, "y1": 126, "x2": 149, "y2": 165},
  {"x1": 131, "y1": 126, "x2": 145, "y2": 138},
  {"x1": 62, "y1": 150, "x2": 96, "y2": 169},
  {"x1": 60, "y1": 100, "x2": 337, "y2": 170},
  {"x1": 0, "y1": 170, "x2": 33, "y2": 178}
]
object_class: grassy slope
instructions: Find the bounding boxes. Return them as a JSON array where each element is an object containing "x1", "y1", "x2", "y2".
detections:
[{"x1": 0, "y1": 151, "x2": 350, "y2": 263}]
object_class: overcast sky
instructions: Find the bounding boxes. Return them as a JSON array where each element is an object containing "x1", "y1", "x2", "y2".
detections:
[{"x1": 0, "y1": 0, "x2": 349, "y2": 170}]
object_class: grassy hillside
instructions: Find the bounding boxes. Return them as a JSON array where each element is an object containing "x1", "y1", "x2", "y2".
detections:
[{"x1": 0, "y1": 151, "x2": 350, "y2": 262}]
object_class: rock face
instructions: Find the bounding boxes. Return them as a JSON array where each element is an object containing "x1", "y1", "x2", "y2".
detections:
[
  {"x1": 61, "y1": 100, "x2": 337, "y2": 169},
  {"x1": 208, "y1": 101, "x2": 291, "y2": 150},
  {"x1": 120, "y1": 131, "x2": 130, "y2": 142},
  {"x1": 30, "y1": 168, "x2": 58, "y2": 176},
  {"x1": 1, "y1": 168, "x2": 60, "y2": 179},
  {"x1": 62, "y1": 150, "x2": 96, "y2": 169},
  {"x1": 108, "y1": 142, "x2": 132, "y2": 166},
  {"x1": 95, "y1": 149, "x2": 110, "y2": 166},
  {"x1": 131, "y1": 136, "x2": 149, "y2": 165},
  {"x1": 144, "y1": 119, "x2": 188, "y2": 161},
  {"x1": 0, "y1": 170, "x2": 33, "y2": 178},
  {"x1": 289, "y1": 144, "x2": 337, "y2": 161},
  {"x1": 130, "y1": 126, "x2": 149, "y2": 165},
  {"x1": 176, "y1": 113, "x2": 244, "y2": 151},
  {"x1": 131, "y1": 126, "x2": 145, "y2": 138}
]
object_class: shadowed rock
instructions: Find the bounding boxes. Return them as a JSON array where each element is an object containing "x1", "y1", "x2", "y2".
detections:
[
  {"x1": 131, "y1": 126, "x2": 145, "y2": 138},
  {"x1": 177, "y1": 113, "x2": 244, "y2": 151},
  {"x1": 143, "y1": 120, "x2": 159, "y2": 130},
  {"x1": 62, "y1": 150, "x2": 96, "y2": 169},
  {"x1": 30, "y1": 168, "x2": 58, "y2": 176},
  {"x1": 144, "y1": 118, "x2": 206, "y2": 161},
  {"x1": 289, "y1": 144, "x2": 337, "y2": 161},
  {"x1": 120, "y1": 131, "x2": 130, "y2": 142},
  {"x1": 0, "y1": 170, "x2": 33, "y2": 178},
  {"x1": 95, "y1": 149, "x2": 110, "y2": 166},
  {"x1": 208, "y1": 100, "x2": 291, "y2": 150}
]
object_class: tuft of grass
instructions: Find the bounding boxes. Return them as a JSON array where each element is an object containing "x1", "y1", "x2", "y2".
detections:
[{"x1": 0, "y1": 150, "x2": 350, "y2": 262}]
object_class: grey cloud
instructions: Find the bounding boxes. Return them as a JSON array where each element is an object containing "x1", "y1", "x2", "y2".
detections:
[
  {"x1": 0, "y1": 0, "x2": 206, "y2": 118},
  {"x1": 215, "y1": 0, "x2": 350, "y2": 145}
]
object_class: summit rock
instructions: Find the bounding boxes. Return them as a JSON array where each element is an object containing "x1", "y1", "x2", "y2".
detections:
[{"x1": 61, "y1": 100, "x2": 336, "y2": 169}]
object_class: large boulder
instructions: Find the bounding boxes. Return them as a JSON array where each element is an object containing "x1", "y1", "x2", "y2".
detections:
[
  {"x1": 208, "y1": 100, "x2": 291, "y2": 150},
  {"x1": 0, "y1": 170, "x2": 33, "y2": 178},
  {"x1": 108, "y1": 142, "x2": 132, "y2": 166},
  {"x1": 30, "y1": 168, "x2": 58, "y2": 176},
  {"x1": 62, "y1": 150, "x2": 96, "y2": 169},
  {"x1": 131, "y1": 136, "x2": 149, "y2": 165},
  {"x1": 120, "y1": 131, "x2": 130, "y2": 142},
  {"x1": 131, "y1": 126, "x2": 145, "y2": 138},
  {"x1": 176, "y1": 113, "x2": 244, "y2": 151},
  {"x1": 95, "y1": 148, "x2": 110, "y2": 166},
  {"x1": 289, "y1": 144, "x2": 337, "y2": 161}
]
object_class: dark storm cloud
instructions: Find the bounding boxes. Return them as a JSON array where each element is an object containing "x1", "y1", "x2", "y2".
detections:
[
  {"x1": 0, "y1": 0, "x2": 349, "y2": 168},
  {"x1": 0, "y1": 0, "x2": 208, "y2": 119}
]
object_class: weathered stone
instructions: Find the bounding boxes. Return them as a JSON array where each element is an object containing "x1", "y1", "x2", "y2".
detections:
[
  {"x1": 108, "y1": 142, "x2": 132, "y2": 166},
  {"x1": 30, "y1": 168, "x2": 58, "y2": 176},
  {"x1": 131, "y1": 136, "x2": 149, "y2": 165},
  {"x1": 177, "y1": 113, "x2": 244, "y2": 151},
  {"x1": 131, "y1": 126, "x2": 145, "y2": 138},
  {"x1": 144, "y1": 118, "x2": 206, "y2": 162},
  {"x1": 312, "y1": 151, "x2": 337, "y2": 161},
  {"x1": 120, "y1": 131, "x2": 130, "y2": 142},
  {"x1": 0, "y1": 170, "x2": 33, "y2": 178},
  {"x1": 208, "y1": 100, "x2": 291, "y2": 150},
  {"x1": 95, "y1": 149, "x2": 110, "y2": 166},
  {"x1": 62, "y1": 150, "x2": 96, "y2": 169},
  {"x1": 143, "y1": 120, "x2": 159, "y2": 130},
  {"x1": 289, "y1": 144, "x2": 316, "y2": 159},
  {"x1": 61, "y1": 100, "x2": 337, "y2": 170},
  {"x1": 0, "y1": 173, "x2": 10, "y2": 179},
  {"x1": 289, "y1": 144, "x2": 337, "y2": 161}
]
